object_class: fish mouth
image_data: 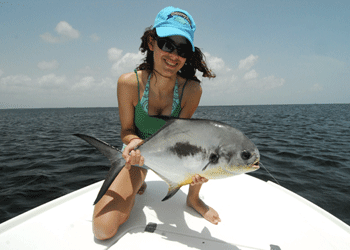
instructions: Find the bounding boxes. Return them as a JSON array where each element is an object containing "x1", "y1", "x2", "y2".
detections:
[{"x1": 252, "y1": 159, "x2": 260, "y2": 169}]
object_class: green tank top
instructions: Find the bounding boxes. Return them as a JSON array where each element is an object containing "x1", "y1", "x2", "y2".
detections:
[{"x1": 134, "y1": 70, "x2": 186, "y2": 139}]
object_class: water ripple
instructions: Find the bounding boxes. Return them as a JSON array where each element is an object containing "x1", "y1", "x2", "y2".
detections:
[{"x1": 1, "y1": 105, "x2": 349, "y2": 226}]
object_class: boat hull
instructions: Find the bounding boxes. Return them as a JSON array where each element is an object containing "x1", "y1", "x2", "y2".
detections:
[{"x1": 1, "y1": 172, "x2": 349, "y2": 250}]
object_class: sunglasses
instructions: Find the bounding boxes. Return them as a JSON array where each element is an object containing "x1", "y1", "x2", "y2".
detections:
[{"x1": 156, "y1": 37, "x2": 192, "y2": 59}]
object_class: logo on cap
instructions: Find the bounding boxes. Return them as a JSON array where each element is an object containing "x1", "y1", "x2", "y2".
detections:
[{"x1": 167, "y1": 11, "x2": 193, "y2": 28}]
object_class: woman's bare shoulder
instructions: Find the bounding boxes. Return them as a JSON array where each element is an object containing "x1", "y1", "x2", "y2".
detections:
[
  {"x1": 178, "y1": 79, "x2": 202, "y2": 118},
  {"x1": 183, "y1": 79, "x2": 202, "y2": 97},
  {"x1": 118, "y1": 70, "x2": 148, "y2": 87},
  {"x1": 117, "y1": 72, "x2": 139, "y2": 104},
  {"x1": 118, "y1": 72, "x2": 137, "y2": 86}
]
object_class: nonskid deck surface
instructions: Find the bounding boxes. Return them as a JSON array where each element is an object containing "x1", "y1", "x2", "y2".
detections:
[{"x1": 1, "y1": 172, "x2": 350, "y2": 250}]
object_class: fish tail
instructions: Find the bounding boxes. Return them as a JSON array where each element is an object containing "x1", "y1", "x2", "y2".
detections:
[{"x1": 73, "y1": 134, "x2": 125, "y2": 205}]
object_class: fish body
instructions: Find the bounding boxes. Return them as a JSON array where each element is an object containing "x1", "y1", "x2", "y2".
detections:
[{"x1": 74, "y1": 118, "x2": 260, "y2": 204}]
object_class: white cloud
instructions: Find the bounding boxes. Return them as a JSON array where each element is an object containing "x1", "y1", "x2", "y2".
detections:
[
  {"x1": 40, "y1": 21, "x2": 80, "y2": 43},
  {"x1": 1, "y1": 49, "x2": 287, "y2": 108},
  {"x1": 111, "y1": 51, "x2": 143, "y2": 76},
  {"x1": 37, "y1": 74, "x2": 66, "y2": 88},
  {"x1": 108, "y1": 48, "x2": 123, "y2": 62},
  {"x1": 55, "y1": 21, "x2": 80, "y2": 39},
  {"x1": 0, "y1": 74, "x2": 67, "y2": 91},
  {"x1": 0, "y1": 70, "x2": 117, "y2": 107},
  {"x1": 199, "y1": 52, "x2": 234, "y2": 88},
  {"x1": 0, "y1": 75, "x2": 32, "y2": 93},
  {"x1": 204, "y1": 52, "x2": 230, "y2": 73},
  {"x1": 72, "y1": 76, "x2": 95, "y2": 90},
  {"x1": 239, "y1": 54, "x2": 259, "y2": 71},
  {"x1": 0, "y1": 75, "x2": 32, "y2": 86},
  {"x1": 37, "y1": 60, "x2": 59, "y2": 70},
  {"x1": 71, "y1": 76, "x2": 115, "y2": 91},
  {"x1": 259, "y1": 76, "x2": 285, "y2": 90},
  {"x1": 200, "y1": 53, "x2": 285, "y2": 105},
  {"x1": 243, "y1": 69, "x2": 258, "y2": 80},
  {"x1": 40, "y1": 32, "x2": 61, "y2": 43},
  {"x1": 239, "y1": 74, "x2": 284, "y2": 91},
  {"x1": 98, "y1": 77, "x2": 114, "y2": 89},
  {"x1": 90, "y1": 33, "x2": 100, "y2": 42}
]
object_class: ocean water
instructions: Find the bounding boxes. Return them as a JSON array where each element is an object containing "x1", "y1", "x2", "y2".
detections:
[{"x1": 0, "y1": 104, "x2": 349, "y2": 225}]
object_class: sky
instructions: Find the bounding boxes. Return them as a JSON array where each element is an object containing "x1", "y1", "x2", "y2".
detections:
[{"x1": 0, "y1": 0, "x2": 349, "y2": 109}]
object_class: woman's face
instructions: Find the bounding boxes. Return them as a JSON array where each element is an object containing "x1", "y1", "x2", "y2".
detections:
[{"x1": 150, "y1": 35, "x2": 190, "y2": 77}]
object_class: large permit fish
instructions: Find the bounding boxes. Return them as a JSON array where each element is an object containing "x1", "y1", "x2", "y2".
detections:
[{"x1": 74, "y1": 118, "x2": 260, "y2": 205}]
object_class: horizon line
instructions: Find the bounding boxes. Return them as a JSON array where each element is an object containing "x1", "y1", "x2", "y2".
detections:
[{"x1": 1, "y1": 102, "x2": 349, "y2": 110}]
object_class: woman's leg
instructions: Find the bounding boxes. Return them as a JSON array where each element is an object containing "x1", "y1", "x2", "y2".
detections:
[
  {"x1": 92, "y1": 165, "x2": 147, "y2": 240},
  {"x1": 186, "y1": 183, "x2": 221, "y2": 225}
]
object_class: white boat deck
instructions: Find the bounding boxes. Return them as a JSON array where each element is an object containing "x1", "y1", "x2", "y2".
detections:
[{"x1": 1, "y1": 172, "x2": 350, "y2": 250}]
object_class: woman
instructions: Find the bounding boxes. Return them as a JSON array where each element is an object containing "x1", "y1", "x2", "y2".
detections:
[{"x1": 93, "y1": 6, "x2": 218, "y2": 240}]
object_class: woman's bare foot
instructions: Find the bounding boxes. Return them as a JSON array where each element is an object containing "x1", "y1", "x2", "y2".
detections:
[
  {"x1": 137, "y1": 182, "x2": 147, "y2": 195},
  {"x1": 186, "y1": 196, "x2": 221, "y2": 225}
]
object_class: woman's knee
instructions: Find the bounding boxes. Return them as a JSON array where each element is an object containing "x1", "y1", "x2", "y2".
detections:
[
  {"x1": 92, "y1": 166, "x2": 145, "y2": 240},
  {"x1": 93, "y1": 223, "x2": 118, "y2": 240},
  {"x1": 93, "y1": 212, "x2": 130, "y2": 240}
]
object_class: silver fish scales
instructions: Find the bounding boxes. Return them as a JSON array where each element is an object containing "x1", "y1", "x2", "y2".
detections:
[{"x1": 74, "y1": 118, "x2": 260, "y2": 205}]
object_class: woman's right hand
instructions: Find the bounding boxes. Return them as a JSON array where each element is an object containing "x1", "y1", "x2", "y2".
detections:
[{"x1": 122, "y1": 138, "x2": 145, "y2": 170}]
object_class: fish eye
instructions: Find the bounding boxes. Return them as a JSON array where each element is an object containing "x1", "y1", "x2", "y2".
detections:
[
  {"x1": 209, "y1": 153, "x2": 219, "y2": 164},
  {"x1": 241, "y1": 150, "x2": 252, "y2": 160}
]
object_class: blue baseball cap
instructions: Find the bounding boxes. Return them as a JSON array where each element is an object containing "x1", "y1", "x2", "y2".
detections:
[{"x1": 153, "y1": 6, "x2": 196, "y2": 52}]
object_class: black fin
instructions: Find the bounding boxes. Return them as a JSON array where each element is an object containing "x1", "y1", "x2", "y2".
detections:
[
  {"x1": 93, "y1": 159, "x2": 124, "y2": 205},
  {"x1": 161, "y1": 186, "x2": 181, "y2": 201},
  {"x1": 74, "y1": 134, "x2": 122, "y2": 161},
  {"x1": 74, "y1": 134, "x2": 125, "y2": 205},
  {"x1": 147, "y1": 168, "x2": 181, "y2": 202}
]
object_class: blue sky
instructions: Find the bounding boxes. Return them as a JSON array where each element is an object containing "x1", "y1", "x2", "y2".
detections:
[{"x1": 1, "y1": 0, "x2": 349, "y2": 108}]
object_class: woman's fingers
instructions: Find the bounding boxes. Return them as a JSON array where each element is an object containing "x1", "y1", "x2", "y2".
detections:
[
  {"x1": 130, "y1": 150, "x2": 136, "y2": 164},
  {"x1": 124, "y1": 162, "x2": 132, "y2": 170},
  {"x1": 191, "y1": 174, "x2": 209, "y2": 186},
  {"x1": 130, "y1": 150, "x2": 143, "y2": 166},
  {"x1": 123, "y1": 148, "x2": 144, "y2": 168},
  {"x1": 122, "y1": 146, "x2": 131, "y2": 162},
  {"x1": 135, "y1": 150, "x2": 144, "y2": 166},
  {"x1": 122, "y1": 138, "x2": 144, "y2": 168}
]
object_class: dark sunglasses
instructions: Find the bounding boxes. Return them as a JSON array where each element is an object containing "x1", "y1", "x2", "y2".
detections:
[{"x1": 156, "y1": 37, "x2": 192, "y2": 59}]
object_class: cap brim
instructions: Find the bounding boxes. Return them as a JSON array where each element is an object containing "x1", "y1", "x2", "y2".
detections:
[{"x1": 156, "y1": 27, "x2": 195, "y2": 52}]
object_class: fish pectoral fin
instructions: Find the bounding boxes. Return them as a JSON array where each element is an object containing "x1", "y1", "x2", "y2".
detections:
[
  {"x1": 202, "y1": 162, "x2": 210, "y2": 171},
  {"x1": 162, "y1": 186, "x2": 181, "y2": 202}
]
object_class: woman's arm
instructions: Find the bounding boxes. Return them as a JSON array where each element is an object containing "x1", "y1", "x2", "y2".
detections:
[
  {"x1": 178, "y1": 80, "x2": 202, "y2": 119},
  {"x1": 117, "y1": 72, "x2": 144, "y2": 169}
]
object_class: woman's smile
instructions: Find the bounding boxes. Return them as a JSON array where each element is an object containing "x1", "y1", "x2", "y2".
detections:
[{"x1": 164, "y1": 58, "x2": 178, "y2": 67}]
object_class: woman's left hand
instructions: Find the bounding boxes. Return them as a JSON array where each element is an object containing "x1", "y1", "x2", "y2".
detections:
[
  {"x1": 122, "y1": 138, "x2": 144, "y2": 170},
  {"x1": 191, "y1": 174, "x2": 208, "y2": 186}
]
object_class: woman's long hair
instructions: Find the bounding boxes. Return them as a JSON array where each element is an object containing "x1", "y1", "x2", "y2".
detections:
[{"x1": 137, "y1": 27, "x2": 216, "y2": 82}]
